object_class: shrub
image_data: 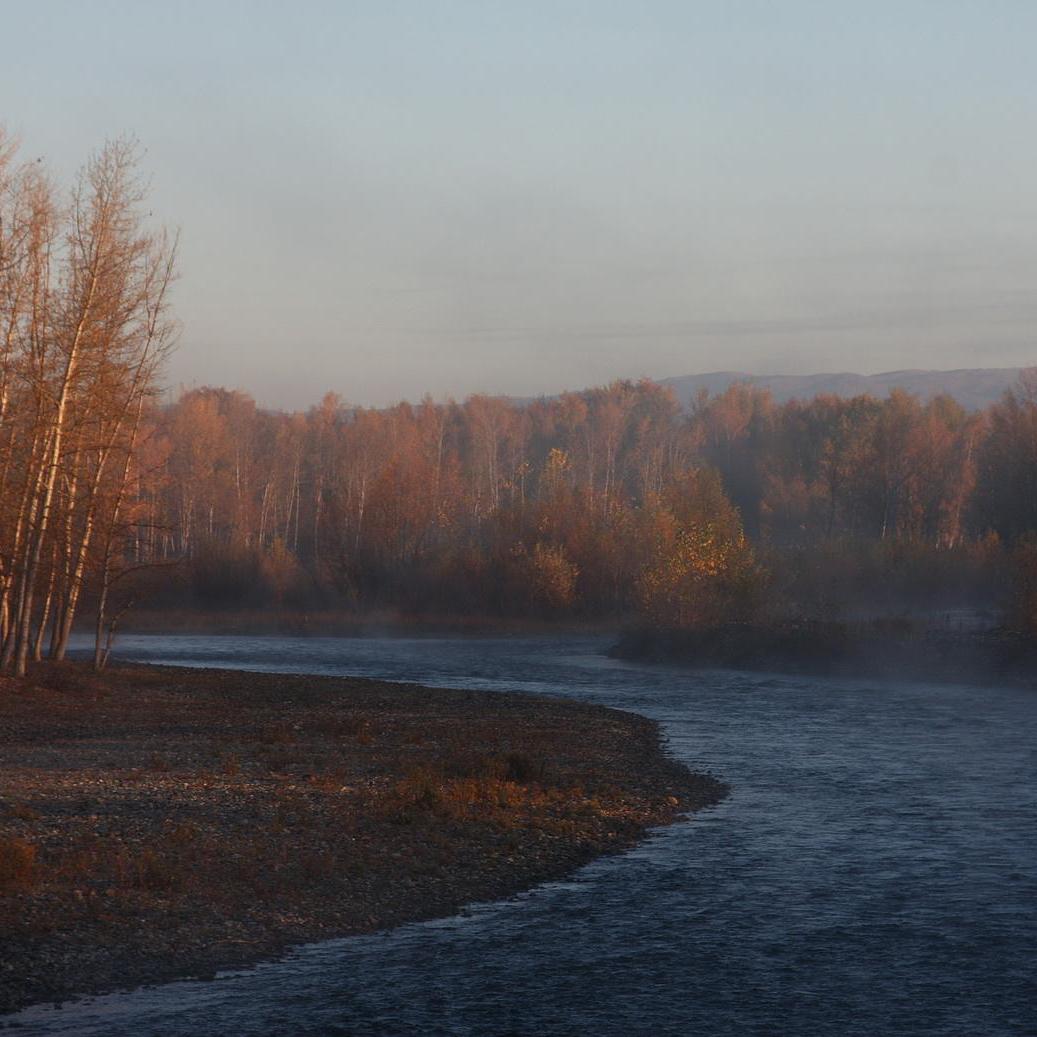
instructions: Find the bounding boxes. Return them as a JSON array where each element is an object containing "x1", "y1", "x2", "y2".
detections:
[
  {"x1": 117, "y1": 846, "x2": 179, "y2": 892},
  {"x1": 136, "y1": 848, "x2": 178, "y2": 891},
  {"x1": 502, "y1": 752, "x2": 543, "y2": 784},
  {"x1": 258, "y1": 722, "x2": 296, "y2": 746},
  {"x1": 0, "y1": 836, "x2": 37, "y2": 891},
  {"x1": 1009, "y1": 537, "x2": 1037, "y2": 635},
  {"x1": 438, "y1": 750, "x2": 545, "y2": 785},
  {"x1": 8, "y1": 802, "x2": 41, "y2": 822},
  {"x1": 298, "y1": 850, "x2": 337, "y2": 881},
  {"x1": 394, "y1": 767, "x2": 444, "y2": 811},
  {"x1": 189, "y1": 540, "x2": 260, "y2": 608}
]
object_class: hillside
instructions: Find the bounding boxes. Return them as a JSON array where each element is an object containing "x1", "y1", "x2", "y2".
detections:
[{"x1": 659, "y1": 368, "x2": 1026, "y2": 410}]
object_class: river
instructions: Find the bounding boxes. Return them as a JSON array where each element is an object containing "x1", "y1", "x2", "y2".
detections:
[{"x1": 8, "y1": 634, "x2": 1036, "y2": 1036}]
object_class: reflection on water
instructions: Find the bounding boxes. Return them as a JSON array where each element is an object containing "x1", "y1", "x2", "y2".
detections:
[{"x1": 9, "y1": 635, "x2": 1037, "y2": 1036}]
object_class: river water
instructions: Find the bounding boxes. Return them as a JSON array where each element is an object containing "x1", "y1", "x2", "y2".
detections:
[{"x1": 8, "y1": 634, "x2": 1037, "y2": 1036}]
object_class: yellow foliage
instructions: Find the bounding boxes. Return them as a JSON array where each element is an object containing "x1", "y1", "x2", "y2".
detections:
[
  {"x1": 638, "y1": 520, "x2": 764, "y2": 628},
  {"x1": 529, "y1": 542, "x2": 579, "y2": 611}
]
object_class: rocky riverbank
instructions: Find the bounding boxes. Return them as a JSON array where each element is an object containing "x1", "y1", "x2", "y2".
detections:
[{"x1": 0, "y1": 663, "x2": 725, "y2": 1015}]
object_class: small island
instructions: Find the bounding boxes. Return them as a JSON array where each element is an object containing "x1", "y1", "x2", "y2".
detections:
[{"x1": 0, "y1": 663, "x2": 725, "y2": 1015}]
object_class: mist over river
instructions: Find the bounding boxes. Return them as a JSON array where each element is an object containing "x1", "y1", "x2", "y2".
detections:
[{"x1": 11, "y1": 634, "x2": 1036, "y2": 1036}]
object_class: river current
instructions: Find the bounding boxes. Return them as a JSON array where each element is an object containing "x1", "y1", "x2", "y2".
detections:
[{"x1": 8, "y1": 634, "x2": 1036, "y2": 1036}]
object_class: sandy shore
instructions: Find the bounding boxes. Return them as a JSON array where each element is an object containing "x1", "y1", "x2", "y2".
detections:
[{"x1": 0, "y1": 663, "x2": 725, "y2": 1015}]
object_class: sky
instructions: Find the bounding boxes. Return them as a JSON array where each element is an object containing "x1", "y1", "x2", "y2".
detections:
[{"x1": 3, "y1": 1, "x2": 1037, "y2": 408}]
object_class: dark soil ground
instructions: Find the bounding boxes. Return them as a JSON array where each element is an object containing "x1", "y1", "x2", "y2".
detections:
[{"x1": 0, "y1": 663, "x2": 725, "y2": 1015}]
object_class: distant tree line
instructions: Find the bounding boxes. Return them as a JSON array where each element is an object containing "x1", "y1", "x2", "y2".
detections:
[{"x1": 126, "y1": 370, "x2": 1037, "y2": 632}]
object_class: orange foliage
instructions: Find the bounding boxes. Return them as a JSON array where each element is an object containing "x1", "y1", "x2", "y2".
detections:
[{"x1": 110, "y1": 371, "x2": 1037, "y2": 626}]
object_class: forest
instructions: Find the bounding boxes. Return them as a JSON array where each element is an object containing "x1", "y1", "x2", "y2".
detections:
[
  {"x1": 127, "y1": 373, "x2": 1034, "y2": 632},
  {"x1": 3, "y1": 136, "x2": 1037, "y2": 672}
]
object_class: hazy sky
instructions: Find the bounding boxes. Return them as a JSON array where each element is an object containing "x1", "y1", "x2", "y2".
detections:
[{"x1": 4, "y1": 2, "x2": 1037, "y2": 407}]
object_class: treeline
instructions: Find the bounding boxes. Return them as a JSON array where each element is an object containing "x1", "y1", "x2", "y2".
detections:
[
  {"x1": 130, "y1": 371, "x2": 1037, "y2": 630},
  {"x1": 0, "y1": 136, "x2": 176, "y2": 673},
  {"x1": 143, "y1": 381, "x2": 759, "y2": 624}
]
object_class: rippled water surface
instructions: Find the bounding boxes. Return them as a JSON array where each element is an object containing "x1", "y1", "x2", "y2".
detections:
[{"x1": 10, "y1": 634, "x2": 1037, "y2": 1036}]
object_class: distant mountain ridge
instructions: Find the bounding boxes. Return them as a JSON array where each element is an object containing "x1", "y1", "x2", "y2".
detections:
[{"x1": 659, "y1": 368, "x2": 1029, "y2": 411}]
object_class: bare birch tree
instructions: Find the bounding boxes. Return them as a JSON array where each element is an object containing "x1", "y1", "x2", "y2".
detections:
[{"x1": 0, "y1": 134, "x2": 176, "y2": 675}]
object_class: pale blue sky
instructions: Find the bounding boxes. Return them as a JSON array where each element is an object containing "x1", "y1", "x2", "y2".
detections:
[{"x1": 4, "y1": 2, "x2": 1036, "y2": 406}]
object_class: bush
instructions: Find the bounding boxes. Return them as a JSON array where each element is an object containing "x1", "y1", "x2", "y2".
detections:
[
  {"x1": 0, "y1": 836, "x2": 36, "y2": 891},
  {"x1": 502, "y1": 752, "x2": 543, "y2": 784},
  {"x1": 1008, "y1": 537, "x2": 1037, "y2": 634},
  {"x1": 190, "y1": 540, "x2": 259, "y2": 607}
]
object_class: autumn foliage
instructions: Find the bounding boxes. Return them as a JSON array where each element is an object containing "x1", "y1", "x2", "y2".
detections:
[
  {"x1": 113, "y1": 369, "x2": 1037, "y2": 632},
  {"x1": 132, "y1": 381, "x2": 772, "y2": 626}
]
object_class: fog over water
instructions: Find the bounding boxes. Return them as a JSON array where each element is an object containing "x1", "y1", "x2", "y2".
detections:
[{"x1": 13, "y1": 634, "x2": 1036, "y2": 1036}]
